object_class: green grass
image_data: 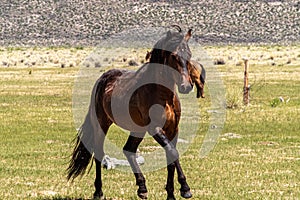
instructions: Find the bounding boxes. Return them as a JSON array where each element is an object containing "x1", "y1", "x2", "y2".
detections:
[{"x1": 0, "y1": 46, "x2": 299, "y2": 199}]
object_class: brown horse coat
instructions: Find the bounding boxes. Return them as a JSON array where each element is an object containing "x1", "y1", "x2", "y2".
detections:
[{"x1": 188, "y1": 60, "x2": 206, "y2": 98}]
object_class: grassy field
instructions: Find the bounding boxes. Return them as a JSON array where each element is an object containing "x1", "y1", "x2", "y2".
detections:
[{"x1": 0, "y1": 46, "x2": 299, "y2": 199}]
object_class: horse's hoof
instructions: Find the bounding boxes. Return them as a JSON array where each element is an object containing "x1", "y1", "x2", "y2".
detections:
[
  {"x1": 180, "y1": 190, "x2": 192, "y2": 199},
  {"x1": 138, "y1": 192, "x2": 148, "y2": 199},
  {"x1": 93, "y1": 192, "x2": 104, "y2": 200},
  {"x1": 167, "y1": 195, "x2": 176, "y2": 200},
  {"x1": 93, "y1": 195, "x2": 105, "y2": 200}
]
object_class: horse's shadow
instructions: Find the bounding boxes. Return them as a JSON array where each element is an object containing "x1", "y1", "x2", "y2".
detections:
[
  {"x1": 40, "y1": 196, "x2": 138, "y2": 200},
  {"x1": 40, "y1": 197, "x2": 89, "y2": 200}
]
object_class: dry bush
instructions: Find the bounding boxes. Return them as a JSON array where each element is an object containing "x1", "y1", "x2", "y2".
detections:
[
  {"x1": 128, "y1": 59, "x2": 138, "y2": 66},
  {"x1": 214, "y1": 58, "x2": 226, "y2": 65},
  {"x1": 226, "y1": 87, "x2": 243, "y2": 109}
]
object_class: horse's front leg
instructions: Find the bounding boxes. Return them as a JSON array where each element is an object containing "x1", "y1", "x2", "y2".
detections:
[
  {"x1": 165, "y1": 134, "x2": 179, "y2": 200},
  {"x1": 171, "y1": 133, "x2": 192, "y2": 199},
  {"x1": 166, "y1": 162, "x2": 176, "y2": 200},
  {"x1": 150, "y1": 127, "x2": 180, "y2": 199},
  {"x1": 123, "y1": 132, "x2": 147, "y2": 199},
  {"x1": 166, "y1": 159, "x2": 192, "y2": 199},
  {"x1": 174, "y1": 159, "x2": 192, "y2": 198},
  {"x1": 151, "y1": 127, "x2": 192, "y2": 199}
]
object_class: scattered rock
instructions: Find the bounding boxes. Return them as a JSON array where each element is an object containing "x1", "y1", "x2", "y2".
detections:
[
  {"x1": 257, "y1": 141, "x2": 279, "y2": 146},
  {"x1": 2, "y1": 61, "x2": 9, "y2": 66},
  {"x1": 0, "y1": 1, "x2": 299, "y2": 46},
  {"x1": 38, "y1": 190, "x2": 57, "y2": 196},
  {"x1": 222, "y1": 133, "x2": 243, "y2": 139},
  {"x1": 235, "y1": 61, "x2": 243, "y2": 66},
  {"x1": 94, "y1": 61, "x2": 101, "y2": 68},
  {"x1": 102, "y1": 155, "x2": 144, "y2": 170},
  {"x1": 214, "y1": 58, "x2": 226, "y2": 65},
  {"x1": 279, "y1": 96, "x2": 284, "y2": 102},
  {"x1": 128, "y1": 59, "x2": 138, "y2": 66},
  {"x1": 177, "y1": 138, "x2": 189, "y2": 143}
]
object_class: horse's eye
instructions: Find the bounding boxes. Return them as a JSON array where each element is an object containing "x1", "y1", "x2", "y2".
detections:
[{"x1": 173, "y1": 55, "x2": 180, "y2": 61}]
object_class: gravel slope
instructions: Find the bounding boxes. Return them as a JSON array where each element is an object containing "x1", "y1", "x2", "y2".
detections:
[{"x1": 1, "y1": 0, "x2": 299, "y2": 46}]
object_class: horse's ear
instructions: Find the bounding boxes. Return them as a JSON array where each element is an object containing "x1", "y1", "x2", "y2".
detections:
[
  {"x1": 145, "y1": 51, "x2": 151, "y2": 61},
  {"x1": 171, "y1": 24, "x2": 182, "y2": 32},
  {"x1": 184, "y1": 29, "x2": 192, "y2": 41}
]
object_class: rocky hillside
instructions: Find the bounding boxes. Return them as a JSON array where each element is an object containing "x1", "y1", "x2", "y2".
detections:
[{"x1": 0, "y1": 0, "x2": 299, "y2": 46}]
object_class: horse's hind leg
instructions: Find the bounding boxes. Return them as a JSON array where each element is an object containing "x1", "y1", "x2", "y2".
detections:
[
  {"x1": 94, "y1": 159, "x2": 104, "y2": 199},
  {"x1": 93, "y1": 121, "x2": 111, "y2": 199},
  {"x1": 169, "y1": 133, "x2": 192, "y2": 199},
  {"x1": 123, "y1": 132, "x2": 147, "y2": 199},
  {"x1": 165, "y1": 135, "x2": 178, "y2": 200},
  {"x1": 174, "y1": 159, "x2": 192, "y2": 198}
]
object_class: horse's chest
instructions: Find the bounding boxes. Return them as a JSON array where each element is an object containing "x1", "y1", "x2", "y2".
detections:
[{"x1": 164, "y1": 103, "x2": 176, "y2": 121}]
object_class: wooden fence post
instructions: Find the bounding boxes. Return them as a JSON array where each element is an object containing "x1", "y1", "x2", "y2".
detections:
[{"x1": 243, "y1": 58, "x2": 250, "y2": 106}]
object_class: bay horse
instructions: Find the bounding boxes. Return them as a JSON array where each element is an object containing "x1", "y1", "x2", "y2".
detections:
[
  {"x1": 67, "y1": 28, "x2": 194, "y2": 199},
  {"x1": 188, "y1": 60, "x2": 206, "y2": 98}
]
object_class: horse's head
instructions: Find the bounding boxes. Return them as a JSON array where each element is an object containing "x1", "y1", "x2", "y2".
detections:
[{"x1": 149, "y1": 27, "x2": 193, "y2": 94}]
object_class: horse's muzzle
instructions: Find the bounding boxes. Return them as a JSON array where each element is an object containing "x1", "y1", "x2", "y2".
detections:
[
  {"x1": 178, "y1": 71, "x2": 193, "y2": 94},
  {"x1": 179, "y1": 82, "x2": 193, "y2": 94}
]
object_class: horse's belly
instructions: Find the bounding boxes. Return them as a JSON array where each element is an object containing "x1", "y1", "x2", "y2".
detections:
[{"x1": 103, "y1": 94, "x2": 150, "y2": 132}]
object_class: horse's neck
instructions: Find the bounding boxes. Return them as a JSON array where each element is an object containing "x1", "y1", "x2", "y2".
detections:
[{"x1": 142, "y1": 63, "x2": 176, "y2": 100}]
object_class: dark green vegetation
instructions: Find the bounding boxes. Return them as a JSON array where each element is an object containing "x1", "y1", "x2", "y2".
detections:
[{"x1": 0, "y1": 46, "x2": 299, "y2": 199}]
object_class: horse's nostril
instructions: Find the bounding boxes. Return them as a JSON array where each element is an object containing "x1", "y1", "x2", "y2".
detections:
[{"x1": 179, "y1": 83, "x2": 193, "y2": 94}]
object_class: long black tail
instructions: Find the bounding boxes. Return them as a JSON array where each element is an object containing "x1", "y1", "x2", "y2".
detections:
[
  {"x1": 67, "y1": 79, "x2": 102, "y2": 181},
  {"x1": 67, "y1": 128, "x2": 93, "y2": 180}
]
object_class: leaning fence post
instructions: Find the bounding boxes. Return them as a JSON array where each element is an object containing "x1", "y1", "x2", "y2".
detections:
[{"x1": 243, "y1": 58, "x2": 250, "y2": 106}]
